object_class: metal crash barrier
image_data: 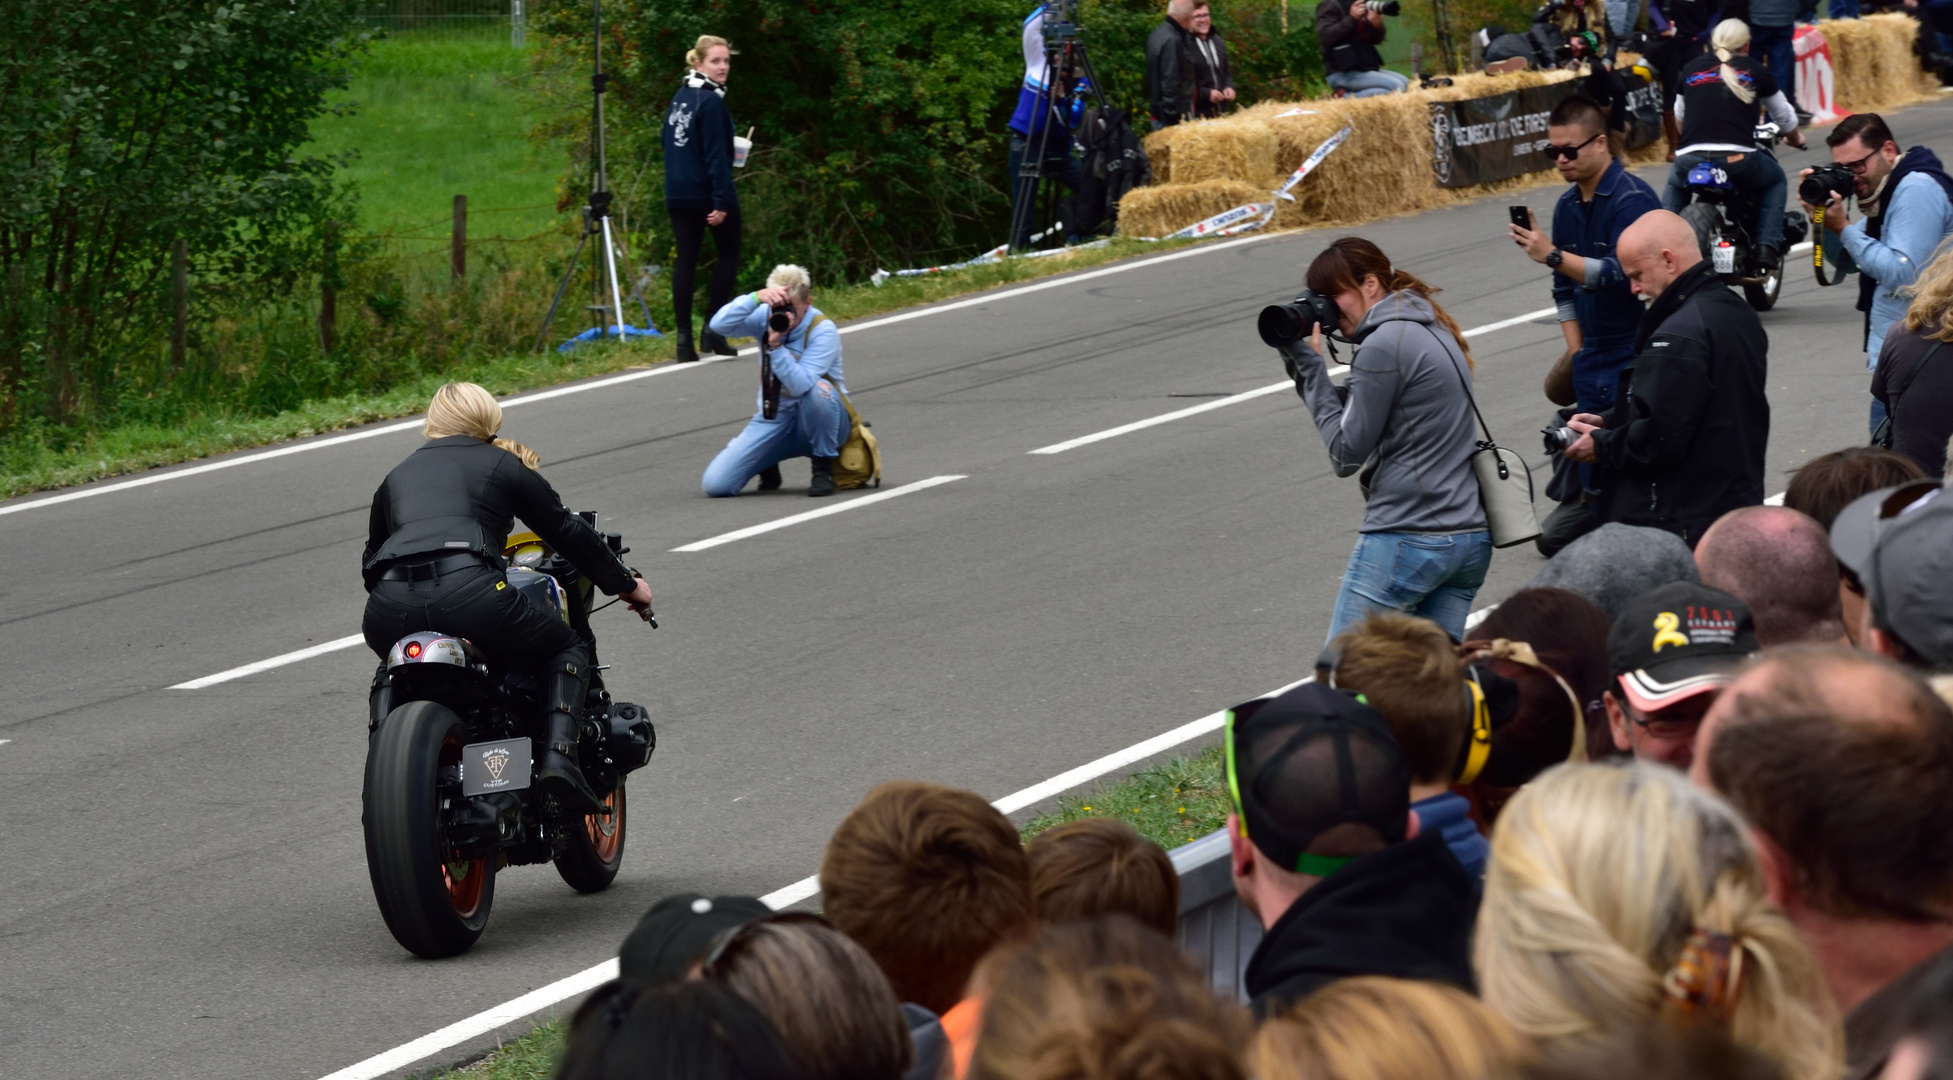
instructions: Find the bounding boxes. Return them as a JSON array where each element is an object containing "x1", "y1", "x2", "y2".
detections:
[{"x1": 1170, "y1": 827, "x2": 1260, "y2": 1002}]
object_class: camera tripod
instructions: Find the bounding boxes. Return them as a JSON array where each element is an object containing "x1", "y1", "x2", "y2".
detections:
[
  {"x1": 535, "y1": 0, "x2": 656, "y2": 352},
  {"x1": 1008, "y1": 1, "x2": 1108, "y2": 253}
]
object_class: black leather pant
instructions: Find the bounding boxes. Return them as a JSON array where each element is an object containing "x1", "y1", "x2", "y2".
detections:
[{"x1": 363, "y1": 563, "x2": 590, "y2": 678}]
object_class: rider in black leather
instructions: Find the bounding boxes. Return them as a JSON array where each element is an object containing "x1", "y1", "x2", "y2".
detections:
[{"x1": 362, "y1": 384, "x2": 653, "y2": 813}]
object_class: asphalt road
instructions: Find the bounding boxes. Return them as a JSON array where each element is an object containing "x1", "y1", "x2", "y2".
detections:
[{"x1": 5, "y1": 99, "x2": 1946, "y2": 1080}]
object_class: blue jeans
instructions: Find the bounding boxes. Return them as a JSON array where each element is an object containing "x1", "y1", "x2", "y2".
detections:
[
  {"x1": 1326, "y1": 69, "x2": 1410, "y2": 97},
  {"x1": 701, "y1": 380, "x2": 850, "y2": 497},
  {"x1": 1664, "y1": 150, "x2": 1789, "y2": 252},
  {"x1": 1326, "y1": 530, "x2": 1494, "y2": 644},
  {"x1": 1750, "y1": 23, "x2": 1799, "y2": 106},
  {"x1": 1871, "y1": 395, "x2": 1888, "y2": 438}
]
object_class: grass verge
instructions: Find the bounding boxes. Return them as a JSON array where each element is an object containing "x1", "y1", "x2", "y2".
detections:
[
  {"x1": 0, "y1": 234, "x2": 1203, "y2": 500},
  {"x1": 421, "y1": 743, "x2": 1231, "y2": 1080}
]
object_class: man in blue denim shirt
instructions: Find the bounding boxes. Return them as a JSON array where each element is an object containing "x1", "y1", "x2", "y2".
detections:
[
  {"x1": 1799, "y1": 113, "x2": 1953, "y2": 433},
  {"x1": 1509, "y1": 95, "x2": 1660, "y2": 552}
]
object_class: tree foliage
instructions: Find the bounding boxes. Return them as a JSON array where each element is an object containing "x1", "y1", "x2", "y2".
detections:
[
  {"x1": 0, "y1": 0, "x2": 363, "y2": 434},
  {"x1": 531, "y1": 0, "x2": 1321, "y2": 288}
]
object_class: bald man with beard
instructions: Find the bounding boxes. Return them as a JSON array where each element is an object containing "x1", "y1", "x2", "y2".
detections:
[{"x1": 1561, "y1": 210, "x2": 1771, "y2": 546}]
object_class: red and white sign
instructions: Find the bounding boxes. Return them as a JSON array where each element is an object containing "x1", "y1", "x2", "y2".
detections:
[{"x1": 1796, "y1": 25, "x2": 1846, "y2": 125}]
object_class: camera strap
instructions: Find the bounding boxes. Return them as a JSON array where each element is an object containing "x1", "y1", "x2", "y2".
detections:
[{"x1": 1811, "y1": 206, "x2": 1849, "y2": 287}]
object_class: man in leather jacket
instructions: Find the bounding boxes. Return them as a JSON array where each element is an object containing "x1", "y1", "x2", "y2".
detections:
[
  {"x1": 1562, "y1": 211, "x2": 1769, "y2": 546},
  {"x1": 1144, "y1": 0, "x2": 1198, "y2": 128},
  {"x1": 363, "y1": 383, "x2": 653, "y2": 812}
]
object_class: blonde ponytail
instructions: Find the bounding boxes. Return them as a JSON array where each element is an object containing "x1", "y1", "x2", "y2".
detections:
[
  {"x1": 686, "y1": 34, "x2": 732, "y2": 69},
  {"x1": 1710, "y1": 20, "x2": 1756, "y2": 105}
]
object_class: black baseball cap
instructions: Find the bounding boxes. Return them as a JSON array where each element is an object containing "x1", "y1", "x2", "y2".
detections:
[
  {"x1": 1607, "y1": 582, "x2": 1759, "y2": 712},
  {"x1": 1866, "y1": 489, "x2": 1953, "y2": 668},
  {"x1": 1224, "y1": 682, "x2": 1409, "y2": 877},
  {"x1": 619, "y1": 893, "x2": 771, "y2": 984},
  {"x1": 1830, "y1": 480, "x2": 1943, "y2": 581}
]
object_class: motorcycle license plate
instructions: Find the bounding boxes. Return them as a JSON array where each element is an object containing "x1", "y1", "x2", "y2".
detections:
[{"x1": 462, "y1": 737, "x2": 532, "y2": 796}]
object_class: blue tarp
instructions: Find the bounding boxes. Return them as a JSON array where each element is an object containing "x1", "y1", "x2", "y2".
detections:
[{"x1": 556, "y1": 324, "x2": 662, "y2": 352}]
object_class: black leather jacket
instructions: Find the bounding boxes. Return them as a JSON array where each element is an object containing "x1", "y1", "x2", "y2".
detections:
[{"x1": 362, "y1": 435, "x2": 635, "y2": 594}]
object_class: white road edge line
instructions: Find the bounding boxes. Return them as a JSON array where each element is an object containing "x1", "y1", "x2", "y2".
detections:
[
  {"x1": 0, "y1": 235, "x2": 1285, "y2": 522},
  {"x1": 170, "y1": 634, "x2": 368, "y2": 690},
  {"x1": 671, "y1": 475, "x2": 968, "y2": 553},
  {"x1": 1028, "y1": 306, "x2": 1559, "y2": 455},
  {"x1": 319, "y1": 600, "x2": 1512, "y2": 1080}
]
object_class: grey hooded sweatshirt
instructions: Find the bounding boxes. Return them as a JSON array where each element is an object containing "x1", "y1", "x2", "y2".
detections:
[{"x1": 1281, "y1": 291, "x2": 1488, "y2": 536}]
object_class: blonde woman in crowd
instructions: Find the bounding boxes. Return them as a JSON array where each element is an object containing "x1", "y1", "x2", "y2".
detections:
[
  {"x1": 1251, "y1": 976, "x2": 1533, "y2": 1080},
  {"x1": 1474, "y1": 761, "x2": 1841, "y2": 1080}
]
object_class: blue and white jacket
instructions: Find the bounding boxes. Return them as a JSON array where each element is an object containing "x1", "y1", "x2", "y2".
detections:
[{"x1": 663, "y1": 71, "x2": 737, "y2": 212}]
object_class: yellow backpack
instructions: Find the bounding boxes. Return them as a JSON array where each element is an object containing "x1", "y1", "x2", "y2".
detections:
[{"x1": 833, "y1": 390, "x2": 881, "y2": 490}]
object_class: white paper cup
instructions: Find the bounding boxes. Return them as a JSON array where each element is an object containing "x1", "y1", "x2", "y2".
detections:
[{"x1": 732, "y1": 136, "x2": 752, "y2": 168}]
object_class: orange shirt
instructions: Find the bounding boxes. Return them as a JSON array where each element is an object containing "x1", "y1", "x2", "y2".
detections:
[{"x1": 939, "y1": 996, "x2": 985, "y2": 1080}]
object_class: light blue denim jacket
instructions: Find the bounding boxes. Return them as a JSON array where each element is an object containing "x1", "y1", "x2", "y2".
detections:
[
  {"x1": 1842, "y1": 170, "x2": 1953, "y2": 369},
  {"x1": 709, "y1": 294, "x2": 847, "y2": 405}
]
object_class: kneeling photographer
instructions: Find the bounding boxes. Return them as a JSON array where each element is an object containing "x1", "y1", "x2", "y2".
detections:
[
  {"x1": 1267, "y1": 237, "x2": 1490, "y2": 643},
  {"x1": 1316, "y1": 0, "x2": 1410, "y2": 98},
  {"x1": 702, "y1": 264, "x2": 850, "y2": 498}
]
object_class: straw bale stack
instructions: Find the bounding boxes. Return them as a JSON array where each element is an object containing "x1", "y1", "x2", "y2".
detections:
[
  {"x1": 1118, "y1": 179, "x2": 1270, "y2": 240},
  {"x1": 1820, "y1": 13, "x2": 1938, "y2": 112},
  {"x1": 1165, "y1": 119, "x2": 1281, "y2": 185}
]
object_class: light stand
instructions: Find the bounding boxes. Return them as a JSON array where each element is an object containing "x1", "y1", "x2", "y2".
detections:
[{"x1": 536, "y1": 0, "x2": 650, "y2": 351}]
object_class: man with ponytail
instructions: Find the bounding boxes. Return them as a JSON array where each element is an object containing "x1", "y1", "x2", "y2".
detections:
[
  {"x1": 1663, "y1": 19, "x2": 1803, "y2": 271},
  {"x1": 362, "y1": 382, "x2": 654, "y2": 812},
  {"x1": 1275, "y1": 237, "x2": 1490, "y2": 643}
]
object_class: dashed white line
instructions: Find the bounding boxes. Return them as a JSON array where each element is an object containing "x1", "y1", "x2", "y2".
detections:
[
  {"x1": 170, "y1": 634, "x2": 367, "y2": 690},
  {"x1": 670, "y1": 475, "x2": 968, "y2": 552}
]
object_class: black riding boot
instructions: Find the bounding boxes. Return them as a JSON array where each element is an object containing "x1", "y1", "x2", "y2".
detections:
[
  {"x1": 368, "y1": 663, "x2": 393, "y2": 733},
  {"x1": 534, "y1": 662, "x2": 603, "y2": 813},
  {"x1": 809, "y1": 456, "x2": 837, "y2": 497},
  {"x1": 757, "y1": 463, "x2": 783, "y2": 491},
  {"x1": 700, "y1": 329, "x2": 737, "y2": 357},
  {"x1": 675, "y1": 330, "x2": 700, "y2": 364}
]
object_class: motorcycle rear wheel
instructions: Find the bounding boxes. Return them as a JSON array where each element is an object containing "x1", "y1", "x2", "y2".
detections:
[
  {"x1": 1744, "y1": 263, "x2": 1783, "y2": 311},
  {"x1": 364, "y1": 700, "x2": 496, "y2": 958},
  {"x1": 1679, "y1": 201, "x2": 1721, "y2": 260},
  {"x1": 554, "y1": 780, "x2": 627, "y2": 893}
]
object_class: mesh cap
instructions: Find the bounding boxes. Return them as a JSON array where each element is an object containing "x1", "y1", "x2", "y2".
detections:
[{"x1": 1225, "y1": 682, "x2": 1409, "y2": 876}]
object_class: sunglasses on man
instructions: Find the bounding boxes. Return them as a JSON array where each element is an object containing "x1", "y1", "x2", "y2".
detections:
[{"x1": 1543, "y1": 132, "x2": 1603, "y2": 160}]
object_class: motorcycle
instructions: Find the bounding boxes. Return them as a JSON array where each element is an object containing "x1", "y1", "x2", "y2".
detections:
[
  {"x1": 1674, "y1": 122, "x2": 1811, "y2": 312},
  {"x1": 362, "y1": 513, "x2": 657, "y2": 958}
]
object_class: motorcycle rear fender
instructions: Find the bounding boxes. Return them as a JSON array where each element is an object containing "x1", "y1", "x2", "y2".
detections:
[{"x1": 386, "y1": 631, "x2": 486, "y2": 671}]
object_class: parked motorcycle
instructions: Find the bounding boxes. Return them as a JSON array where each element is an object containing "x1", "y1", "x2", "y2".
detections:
[
  {"x1": 1674, "y1": 123, "x2": 1810, "y2": 312},
  {"x1": 362, "y1": 513, "x2": 657, "y2": 958}
]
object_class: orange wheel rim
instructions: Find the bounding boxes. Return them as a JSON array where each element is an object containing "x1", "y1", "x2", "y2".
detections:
[
  {"x1": 439, "y1": 731, "x2": 489, "y2": 917},
  {"x1": 585, "y1": 788, "x2": 622, "y2": 862}
]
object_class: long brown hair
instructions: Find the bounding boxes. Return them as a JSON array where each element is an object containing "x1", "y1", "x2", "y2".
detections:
[{"x1": 1306, "y1": 237, "x2": 1474, "y2": 368}]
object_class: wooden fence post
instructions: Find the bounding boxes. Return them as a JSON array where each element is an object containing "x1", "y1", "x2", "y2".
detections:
[
  {"x1": 170, "y1": 238, "x2": 188, "y2": 371},
  {"x1": 320, "y1": 279, "x2": 337, "y2": 354},
  {"x1": 452, "y1": 195, "x2": 467, "y2": 279}
]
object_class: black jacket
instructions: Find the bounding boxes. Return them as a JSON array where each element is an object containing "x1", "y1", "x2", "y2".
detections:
[
  {"x1": 1593, "y1": 259, "x2": 1769, "y2": 544},
  {"x1": 362, "y1": 436, "x2": 635, "y2": 595},
  {"x1": 1191, "y1": 30, "x2": 1233, "y2": 119},
  {"x1": 1316, "y1": 0, "x2": 1386, "y2": 75},
  {"x1": 1243, "y1": 831, "x2": 1479, "y2": 1015},
  {"x1": 1144, "y1": 17, "x2": 1197, "y2": 125},
  {"x1": 1872, "y1": 324, "x2": 1953, "y2": 478}
]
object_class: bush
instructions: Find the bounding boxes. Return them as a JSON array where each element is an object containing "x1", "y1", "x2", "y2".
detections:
[
  {"x1": 0, "y1": 0, "x2": 367, "y2": 437},
  {"x1": 529, "y1": 0, "x2": 1323, "y2": 290}
]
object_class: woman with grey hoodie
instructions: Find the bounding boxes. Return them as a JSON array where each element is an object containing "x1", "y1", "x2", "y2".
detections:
[{"x1": 1277, "y1": 237, "x2": 1491, "y2": 643}]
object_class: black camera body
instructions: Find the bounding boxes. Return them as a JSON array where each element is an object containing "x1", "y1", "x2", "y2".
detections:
[
  {"x1": 1259, "y1": 290, "x2": 1341, "y2": 348},
  {"x1": 767, "y1": 303, "x2": 794, "y2": 334},
  {"x1": 1800, "y1": 163, "x2": 1856, "y2": 206}
]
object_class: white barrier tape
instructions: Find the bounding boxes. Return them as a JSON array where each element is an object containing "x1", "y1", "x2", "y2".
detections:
[{"x1": 1276, "y1": 124, "x2": 1352, "y2": 201}]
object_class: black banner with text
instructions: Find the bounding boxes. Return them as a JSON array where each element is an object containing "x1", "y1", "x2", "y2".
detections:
[{"x1": 1429, "y1": 73, "x2": 1663, "y2": 189}]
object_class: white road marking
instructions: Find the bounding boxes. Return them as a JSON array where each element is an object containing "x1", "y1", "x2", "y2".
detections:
[
  {"x1": 1028, "y1": 307, "x2": 1559, "y2": 455},
  {"x1": 0, "y1": 739, "x2": 11, "y2": 747},
  {"x1": 0, "y1": 235, "x2": 1285, "y2": 522},
  {"x1": 170, "y1": 634, "x2": 367, "y2": 690},
  {"x1": 670, "y1": 475, "x2": 967, "y2": 552}
]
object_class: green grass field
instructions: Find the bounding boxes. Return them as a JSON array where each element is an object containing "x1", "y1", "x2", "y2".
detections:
[{"x1": 308, "y1": 34, "x2": 563, "y2": 243}]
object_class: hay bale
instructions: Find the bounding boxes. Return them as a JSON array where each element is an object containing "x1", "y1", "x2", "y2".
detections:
[
  {"x1": 1162, "y1": 118, "x2": 1280, "y2": 185},
  {"x1": 1820, "y1": 13, "x2": 1937, "y2": 113},
  {"x1": 1142, "y1": 127, "x2": 1176, "y2": 184},
  {"x1": 1117, "y1": 179, "x2": 1269, "y2": 238}
]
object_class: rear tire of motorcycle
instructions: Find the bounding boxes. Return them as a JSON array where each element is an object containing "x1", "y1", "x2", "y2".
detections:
[
  {"x1": 1679, "y1": 201, "x2": 1720, "y2": 260},
  {"x1": 554, "y1": 779, "x2": 626, "y2": 894},
  {"x1": 1745, "y1": 264, "x2": 1782, "y2": 311},
  {"x1": 364, "y1": 700, "x2": 495, "y2": 958}
]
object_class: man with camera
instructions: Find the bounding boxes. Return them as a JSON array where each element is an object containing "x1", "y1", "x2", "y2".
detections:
[
  {"x1": 1510, "y1": 95, "x2": 1662, "y2": 555},
  {"x1": 1559, "y1": 211, "x2": 1769, "y2": 546},
  {"x1": 1145, "y1": 0, "x2": 1199, "y2": 128},
  {"x1": 702, "y1": 264, "x2": 850, "y2": 498},
  {"x1": 1798, "y1": 113, "x2": 1953, "y2": 433},
  {"x1": 1316, "y1": 0, "x2": 1410, "y2": 98}
]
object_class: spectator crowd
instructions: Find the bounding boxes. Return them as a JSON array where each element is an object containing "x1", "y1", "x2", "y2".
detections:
[{"x1": 545, "y1": 415, "x2": 1953, "y2": 1080}]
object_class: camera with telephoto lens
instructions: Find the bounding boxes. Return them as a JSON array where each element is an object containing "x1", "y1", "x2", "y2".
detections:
[
  {"x1": 1368, "y1": 0, "x2": 1402, "y2": 14},
  {"x1": 767, "y1": 303, "x2": 794, "y2": 333},
  {"x1": 1259, "y1": 290, "x2": 1341, "y2": 348},
  {"x1": 1800, "y1": 163, "x2": 1857, "y2": 206},
  {"x1": 1541, "y1": 425, "x2": 1578, "y2": 454}
]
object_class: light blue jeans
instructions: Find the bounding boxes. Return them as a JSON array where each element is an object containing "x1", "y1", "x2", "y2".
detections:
[
  {"x1": 1326, "y1": 69, "x2": 1411, "y2": 98},
  {"x1": 1326, "y1": 529, "x2": 1493, "y2": 644},
  {"x1": 701, "y1": 380, "x2": 850, "y2": 497}
]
